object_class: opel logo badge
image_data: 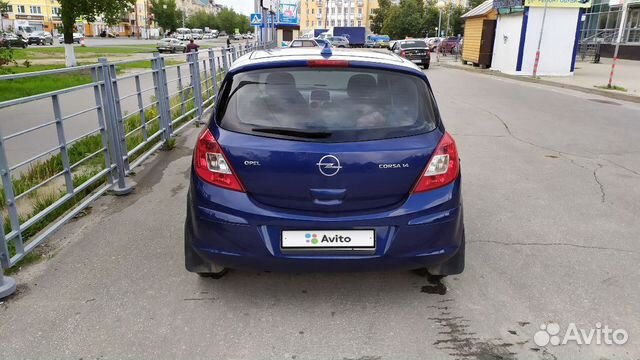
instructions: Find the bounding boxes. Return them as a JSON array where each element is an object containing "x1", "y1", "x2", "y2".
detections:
[{"x1": 316, "y1": 155, "x2": 342, "y2": 177}]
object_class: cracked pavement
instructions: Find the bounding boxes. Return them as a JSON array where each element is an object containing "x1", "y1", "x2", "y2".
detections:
[{"x1": 1, "y1": 66, "x2": 639, "y2": 360}]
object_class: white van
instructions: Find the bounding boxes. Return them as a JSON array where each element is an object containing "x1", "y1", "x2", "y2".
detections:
[
  {"x1": 191, "y1": 28, "x2": 203, "y2": 40},
  {"x1": 175, "y1": 28, "x2": 192, "y2": 41}
]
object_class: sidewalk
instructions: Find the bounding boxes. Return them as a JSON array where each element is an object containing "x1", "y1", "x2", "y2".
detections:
[{"x1": 437, "y1": 55, "x2": 640, "y2": 101}]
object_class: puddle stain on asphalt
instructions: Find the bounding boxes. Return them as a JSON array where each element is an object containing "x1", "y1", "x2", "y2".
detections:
[{"x1": 425, "y1": 291, "x2": 520, "y2": 359}]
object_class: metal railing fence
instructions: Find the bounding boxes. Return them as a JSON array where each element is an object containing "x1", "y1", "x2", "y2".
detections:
[{"x1": 0, "y1": 42, "x2": 274, "y2": 291}]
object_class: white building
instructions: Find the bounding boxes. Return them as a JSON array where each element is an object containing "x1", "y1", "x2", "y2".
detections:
[
  {"x1": 491, "y1": 0, "x2": 590, "y2": 76},
  {"x1": 322, "y1": 0, "x2": 368, "y2": 28},
  {"x1": 177, "y1": 0, "x2": 217, "y2": 15}
]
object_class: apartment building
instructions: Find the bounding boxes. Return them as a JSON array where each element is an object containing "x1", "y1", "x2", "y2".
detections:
[
  {"x1": 0, "y1": 0, "x2": 171, "y2": 38},
  {"x1": 176, "y1": 0, "x2": 217, "y2": 16},
  {"x1": 1, "y1": 0, "x2": 62, "y2": 33},
  {"x1": 300, "y1": 0, "x2": 381, "y2": 34}
]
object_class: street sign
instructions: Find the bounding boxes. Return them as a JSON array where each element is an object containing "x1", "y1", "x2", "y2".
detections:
[
  {"x1": 250, "y1": 13, "x2": 263, "y2": 26},
  {"x1": 525, "y1": 0, "x2": 592, "y2": 7}
]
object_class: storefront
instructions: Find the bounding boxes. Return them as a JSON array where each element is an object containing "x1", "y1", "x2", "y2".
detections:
[
  {"x1": 581, "y1": 0, "x2": 640, "y2": 59},
  {"x1": 14, "y1": 15, "x2": 45, "y2": 33}
]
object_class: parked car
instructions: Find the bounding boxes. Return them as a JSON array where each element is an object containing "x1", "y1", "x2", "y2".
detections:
[
  {"x1": 287, "y1": 39, "x2": 320, "y2": 48},
  {"x1": 156, "y1": 38, "x2": 187, "y2": 53},
  {"x1": 191, "y1": 28, "x2": 204, "y2": 40},
  {"x1": 1, "y1": 32, "x2": 28, "y2": 48},
  {"x1": 231, "y1": 34, "x2": 242, "y2": 40},
  {"x1": 184, "y1": 47, "x2": 464, "y2": 278},
  {"x1": 58, "y1": 33, "x2": 84, "y2": 44},
  {"x1": 391, "y1": 39, "x2": 431, "y2": 69},
  {"x1": 219, "y1": 31, "x2": 227, "y2": 37},
  {"x1": 27, "y1": 31, "x2": 53, "y2": 45},
  {"x1": 438, "y1": 37, "x2": 462, "y2": 54},
  {"x1": 314, "y1": 38, "x2": 331, "y2": 48},
  {"x1": 367, "y1": 35, "x2": 391, "y2": 48},
  {"x1": 327, "y1": 36, "x2": 349, "y2": 48}
]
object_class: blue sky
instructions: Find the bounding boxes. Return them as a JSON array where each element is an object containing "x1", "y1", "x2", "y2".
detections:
[{"x1": 217, "y1": 0, "x2": 255, "y2": 15}]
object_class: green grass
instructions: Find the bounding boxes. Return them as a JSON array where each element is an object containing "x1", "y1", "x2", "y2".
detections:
[
  {"x1": 1, "y1": 84, "x2": 210, "y2": 272},
  {"x1": 0, "y1": 59, "x2": 188, "y2": 102},
  {"x1": 6, "y1": 64, "x2": 65, "y2": 73},
  {"x1": 12, "y1": 45, "x2": 158, "y2": 60},
  {"x1": 116, "y1": 59, "x2": 183, "y2": 71},
  {"x1": 4, "y1": 170, "x2": 105, "y2": 274},
  {"x1": 595, "y1": 84, "x2": 628, "y2": 92},
  {"x1": 0, "y1": 68, "x2": 93, "y2": 102}
]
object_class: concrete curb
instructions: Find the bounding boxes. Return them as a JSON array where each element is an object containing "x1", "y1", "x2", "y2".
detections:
[{"x1": 438, "y1": 62, "x2": 640, "y2": 104}]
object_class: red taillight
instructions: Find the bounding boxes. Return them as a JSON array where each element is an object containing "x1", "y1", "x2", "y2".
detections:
[
  {"x1": 412, "y1": 132, "x2": 460, "y2": 193},
  {"x1": 400, "y1": 50, "x2": 406, "y2": 57},
  {"x1": 194, "y1": 128, "x2": 245, "y2": 192},
  {"x1": 307, "y1": 59, "x2": 349, "y2": 67}
]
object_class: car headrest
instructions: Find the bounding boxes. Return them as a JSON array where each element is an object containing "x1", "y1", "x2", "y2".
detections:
[
  {"x1": 266, "y1": 72, "x2": 296, "y2": 91},
  {"x1": 347, "y1": 74, "x2": 378, "y2": 99}
]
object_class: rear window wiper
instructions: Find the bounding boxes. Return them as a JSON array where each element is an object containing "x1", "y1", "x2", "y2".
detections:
[{"x1": 251, "y1": 127, "x2": 332, "y2": 139}]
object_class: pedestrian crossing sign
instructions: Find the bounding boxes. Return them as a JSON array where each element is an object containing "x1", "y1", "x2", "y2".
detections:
[{"x1": 250, "y1": 13, "x2": 263, "y2": 26}]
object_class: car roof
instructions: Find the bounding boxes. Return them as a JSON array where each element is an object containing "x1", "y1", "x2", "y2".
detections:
[{"x1": 230, "y1": 48, "x2": 422, "y2": 73}]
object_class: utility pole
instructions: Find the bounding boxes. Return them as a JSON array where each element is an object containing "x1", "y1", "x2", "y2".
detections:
[
  {"x1": 135, "y1": 2, "x2": 140, "y2": 39},
  {"x1": 446, "y1": 1, "x2": 450, "y2": 36},
  {"x1": 532, "y1": 0, "x2": 549, "y2": 78},
  {"x1": 608, "y1": 0, "x2": 629, "y2": 88},
  {"x1": 145, "y1": 0, "x2": 149, "y2": 39}
]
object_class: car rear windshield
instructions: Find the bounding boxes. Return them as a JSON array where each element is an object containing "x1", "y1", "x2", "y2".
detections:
[
  {"x1": 400, "y1": 40, "x2": 427, "y2": 48},
  {"x1": 216, "y1": 67, "x2": 438, "y2": 142}
]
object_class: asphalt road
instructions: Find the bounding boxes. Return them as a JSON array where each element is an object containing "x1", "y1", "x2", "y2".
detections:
[{"x1": 1, "y1": 65, "x2": 639, "y2": 360}]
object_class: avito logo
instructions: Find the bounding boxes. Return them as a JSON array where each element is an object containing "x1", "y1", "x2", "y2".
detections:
[{"x1": 305, "y1": 233, "x2": 352, "y2": 244}]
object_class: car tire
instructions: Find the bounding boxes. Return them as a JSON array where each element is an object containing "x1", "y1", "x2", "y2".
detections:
[
  {"x1": 423, "y1": 63, "x2": 430, "y2": 70},
  {"x1": 185, "y1": 204, "x2": 229, "y2": 279}
]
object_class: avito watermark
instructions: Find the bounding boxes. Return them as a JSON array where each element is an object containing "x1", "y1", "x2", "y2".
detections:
[{"x1": 534, "y1": 323, "x2": 628, "y2": 346}]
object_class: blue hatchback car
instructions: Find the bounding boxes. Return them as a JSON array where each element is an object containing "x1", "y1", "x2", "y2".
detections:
[{"x1": 185, "y1": 47, "x2": 465, "y2": 278}]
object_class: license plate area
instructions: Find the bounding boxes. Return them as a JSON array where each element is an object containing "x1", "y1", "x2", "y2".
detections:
[{"x1": 281, "y1": 230, "x2": 375, "y2": 250}]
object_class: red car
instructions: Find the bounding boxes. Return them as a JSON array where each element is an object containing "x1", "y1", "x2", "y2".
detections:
[{"x1": 438, "y1": 37, "x2": 462, "y2": 55}]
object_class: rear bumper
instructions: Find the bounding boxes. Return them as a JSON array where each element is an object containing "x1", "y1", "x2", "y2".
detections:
[
  {"x1": 405, "y1": 56, "x2": 430, "y2": 65},
  {"x1": 187, "y1": 170, "x2": 463, "y2": 272}
]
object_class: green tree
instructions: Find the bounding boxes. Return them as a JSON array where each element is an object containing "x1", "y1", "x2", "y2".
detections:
[
  {"x1": 370, "y1": 0, "x2": 392, "y2": 35},
  {"x1": 447, "y1": 4, "x2": 466, "y2": 37},
  {"x1": 216, "y1": 8, "x2": 237, "y2": 34},
  {"x1": 186, "y1": 9, "x2": 218, "y2": 30},
  {"x1": 383, "y1": 0, "x2": 426, "y2": 39},
  {"x1": 423, "y1": 1, "x2": 442, "y2": 38},
  {"x1": 58, "y1": 0, "x2": 135, "y2": 67},
  {"x1": 0, "y1": 0, "x2": 10, "y2": 33},
  {"x1": 235, "y1": 13, "x2": 251, "y2": 33},
  {"x1": 150, "y1": 0, "x2": 181, "y2": 34},
  {"x1": 468, "y1": 0, "x2": 486, "y2": 9}
]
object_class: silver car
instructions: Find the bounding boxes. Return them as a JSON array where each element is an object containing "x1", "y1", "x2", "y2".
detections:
[
  {"x1": 327, "y1": 36, "x2": 349, "y2": 48},
  {"x1": 287, "y1": 39, "x2": 320, "y2": 48},
  {"x1": 58, "y1": 33, "x2": 83, "y2": 44},
  {"x1": 156, "y1": 38, "x2": 187, "y2": 53}
]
